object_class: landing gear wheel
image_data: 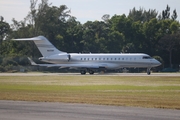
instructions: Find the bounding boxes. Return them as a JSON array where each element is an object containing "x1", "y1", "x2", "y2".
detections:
[
  {"x1": 80, "y1": 70, "x2": 86, "y2": 75},
  {"x1": 147, "y1": 68, "x2": 151, "y2": 75},
  {"x1": 89, "y1": 70, "x2": 94, "y2": 75}
]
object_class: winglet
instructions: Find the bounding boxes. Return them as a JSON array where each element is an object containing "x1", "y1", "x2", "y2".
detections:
[{"x1": 27, "y1": 57, "x2": 38, "y2": 66}]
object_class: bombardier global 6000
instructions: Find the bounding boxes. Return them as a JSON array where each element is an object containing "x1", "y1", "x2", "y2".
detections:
[{"x1": 12, "y1": 36, "x2": 161, "y2": 75}]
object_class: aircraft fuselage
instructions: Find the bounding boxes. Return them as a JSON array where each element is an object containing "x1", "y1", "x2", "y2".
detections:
[
  {"x1": 12, "y1": 36, "x2": 161, "y2": 75},
  {"x1": 39, "y1": 53, "x2": 161, "y2": 69}
]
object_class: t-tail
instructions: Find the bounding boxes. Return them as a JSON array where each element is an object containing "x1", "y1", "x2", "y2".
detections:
[{"x1": 12, "y1": 36, "x2": 66, "y2": 57}]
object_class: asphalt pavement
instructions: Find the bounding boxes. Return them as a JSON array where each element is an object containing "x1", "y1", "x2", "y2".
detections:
[{"x1": 0, "y1": 100, "x2": 179, "y2": 120}]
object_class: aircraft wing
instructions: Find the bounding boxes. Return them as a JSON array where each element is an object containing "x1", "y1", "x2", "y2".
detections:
[
  {"x1": 28, "y1": 57, "x2": 103, "y2": 69},
  {"x1": 60, "y1": 64, "x2": 100, "y2": 69},
  {"x1": 49, "y1": 63, "x2": 100, "y2": 69}
]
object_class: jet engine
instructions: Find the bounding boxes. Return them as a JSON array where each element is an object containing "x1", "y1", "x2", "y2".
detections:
[
  {"x1": 57, "y1": 53, "x2": 70, "y2": 61},
  {"x1": 39, "y1": 53, "x2": 70, "y2": 62}
]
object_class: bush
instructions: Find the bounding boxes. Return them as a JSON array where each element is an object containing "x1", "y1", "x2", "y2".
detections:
[
  {"x1": 19, "y1": 56, "x2": 29, "y2": 65},
  {"x1": 1, "y1": 57, "x2": 18, "y2": 66},
  {"x1": 0, "y1": 56, "x2": 2, "y2": 64},
  {"x1": 0, "y1": 66, "x2": 5, "y2": 72}
]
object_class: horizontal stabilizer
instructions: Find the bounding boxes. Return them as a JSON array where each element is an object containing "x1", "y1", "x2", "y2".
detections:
[
  {"x1": 12, "y1": 36, "x2": 44, "y2": 41},
  {"x1": 28, "y1": 57, "x2": 38, "y2": 66}
]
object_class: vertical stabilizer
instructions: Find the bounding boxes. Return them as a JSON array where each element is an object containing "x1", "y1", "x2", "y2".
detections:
[{"x1": 12, "y1": 36, "x2": 66, "y2": 57}]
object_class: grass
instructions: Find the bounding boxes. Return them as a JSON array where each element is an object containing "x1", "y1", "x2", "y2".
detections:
[{"x1": 0, "y1": 76, "x2": 180, "y2": 109}]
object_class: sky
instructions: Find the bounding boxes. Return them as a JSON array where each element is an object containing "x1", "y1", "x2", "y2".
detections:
[{"x1": 0, "y1": 0, "x2": 180, "y2": 24}]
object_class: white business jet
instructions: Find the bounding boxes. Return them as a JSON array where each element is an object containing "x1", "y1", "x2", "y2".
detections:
[{"x1": 12, "y1": 36, "x2": 161, "y2": 75}]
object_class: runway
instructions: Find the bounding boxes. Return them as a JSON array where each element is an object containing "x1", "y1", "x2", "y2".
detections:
[
  {"x1": 0, "y1": 73, "x2": 180, "y2": 120},
  {"x1": 0, "y1": 100, "x2": 179, "y2": 120},
  {"x1": 0, "y1": 72, "x2": 180, "y2": 76}
]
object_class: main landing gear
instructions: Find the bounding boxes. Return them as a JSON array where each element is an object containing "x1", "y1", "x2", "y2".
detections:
[
  {"x1": 80, "y1": 70, "x2": 86, "y2": 75},
  {"x1": 80, "y1": 69, "x2": 94, "y2": 75},
  {"x1": 147, "y1": 68, "x2": 151, "y2": 75}
]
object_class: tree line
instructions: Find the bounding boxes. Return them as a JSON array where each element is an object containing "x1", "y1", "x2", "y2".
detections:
[{"x1": 0, "y1": 0, "x2": 180, "y2": 72}]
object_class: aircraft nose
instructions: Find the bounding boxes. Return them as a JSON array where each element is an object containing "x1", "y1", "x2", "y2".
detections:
[{"x1": 154, "y1": 60, "x2": 161, "y2": 66}]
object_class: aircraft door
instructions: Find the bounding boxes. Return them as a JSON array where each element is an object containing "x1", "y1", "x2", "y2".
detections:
[{"x1": 68, "y1": 54, "x2": 71, "y2": 61}]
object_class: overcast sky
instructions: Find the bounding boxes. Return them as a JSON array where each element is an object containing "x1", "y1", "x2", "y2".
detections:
[{"x1": 0, "y1": 0, "x2": 180, "y2": 24}]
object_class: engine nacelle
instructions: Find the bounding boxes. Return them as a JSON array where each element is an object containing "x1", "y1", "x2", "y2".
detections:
[
  {"x1": 57, "y1": 53, "x2": 70, "y2": 61},
  {"x1": 39, "y1": 53, "x2": 70, "y2": 62}
]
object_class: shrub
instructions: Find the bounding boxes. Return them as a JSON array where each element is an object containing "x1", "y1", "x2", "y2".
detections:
[{"x1": 0, "y1": 66, "x2": 5, "y2": 72}]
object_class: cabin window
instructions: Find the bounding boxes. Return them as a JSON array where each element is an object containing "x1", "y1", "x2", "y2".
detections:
[
  {"x1": 107, "y1": 58, "x2": 109, "y2": 60},
  {"x1": 99, "y1": 58, "x2": 101, "y2": 60},
  {"x1": 91, "y1": 58, "x2": 93, "y2": 60},
  {"x1": 143, "y1": 56, "x2": 152, "y2": 59},
  {"x1": 115, "y1": 58, "x2": 116, "y2": 60},
  {"x1": 81, "y1": 58, "x2": 83, "y2": 60},
  {"x1": 118, "y1": 58, "x2": 120, "y2": 60},
  {"x1": 95, "y1": 58, "x2": 97, "y2": 60},
  {"x1": 122, "y1": 58, "x2": 124, "y2": 60},
  {"x1": 84, "y1": 58, "x2": 86, "y2": 60},
  {"x1": 111, "y1": 58, "x2": 113, "y2": 60},
  {"x1": 103, "y1": 58, "x2": 105, "y2": 60},
  {"x1": 87, "y1": 58, "x2": 89, "y2": 61}
]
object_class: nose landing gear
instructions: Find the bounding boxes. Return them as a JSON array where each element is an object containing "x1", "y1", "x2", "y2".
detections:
[{"x1": 147, "y1": 68, "x2": 151, "y2": 75}]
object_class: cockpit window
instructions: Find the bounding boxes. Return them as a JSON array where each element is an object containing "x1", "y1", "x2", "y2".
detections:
[{"x1": 143, "y1": 56, "x2": 152, "y2": 59}]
